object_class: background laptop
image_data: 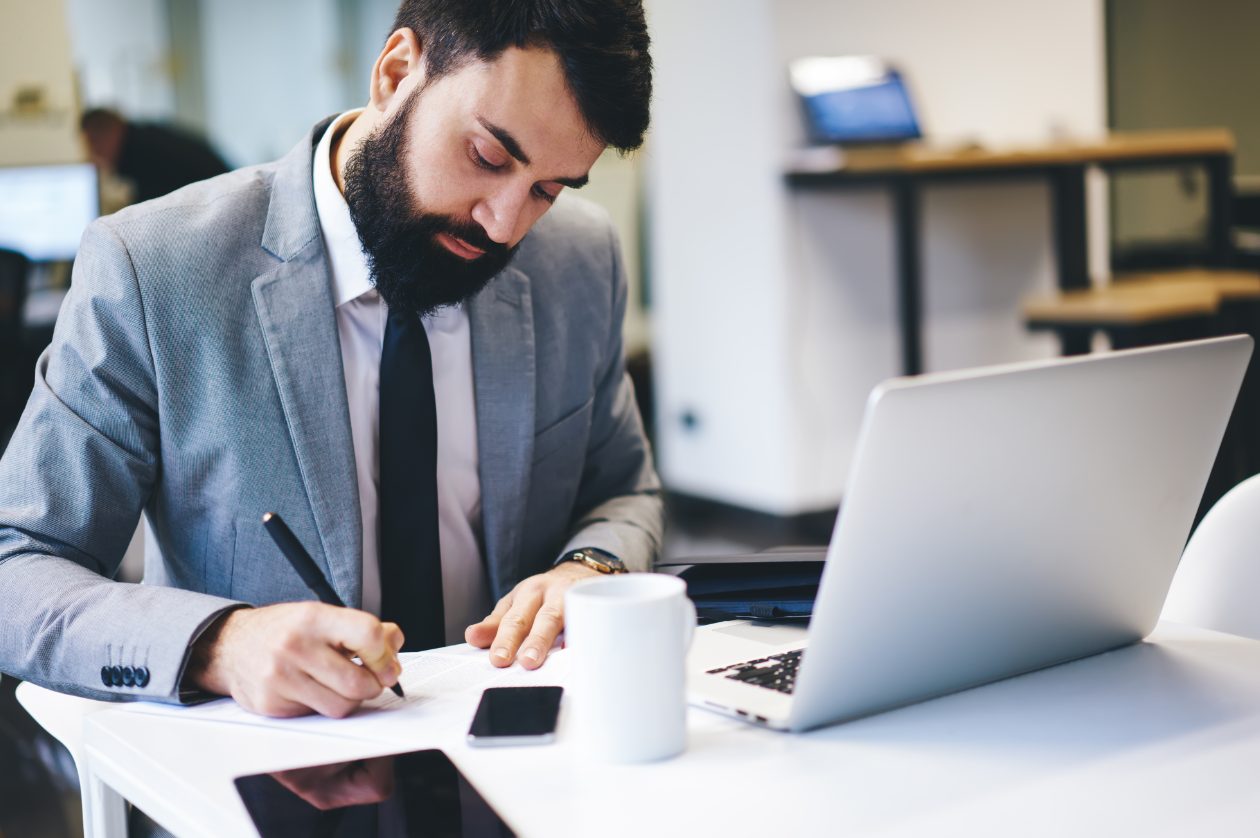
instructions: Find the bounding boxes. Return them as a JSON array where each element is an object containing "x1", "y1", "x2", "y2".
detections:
[
  {"x1": 789, "y1": 56, "x2": 922, "y2": 146},
  {"x1": 688, "y1": 336, "x2": 1253, "y2": 731}
]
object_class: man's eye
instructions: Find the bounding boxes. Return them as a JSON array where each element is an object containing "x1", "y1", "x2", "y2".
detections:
[
  {"x1": 470, "y1": 145, "x2": 503, "y2": 171},
  {"x1": 532, "y1": 184, "x2": 559, "y2": 203}
]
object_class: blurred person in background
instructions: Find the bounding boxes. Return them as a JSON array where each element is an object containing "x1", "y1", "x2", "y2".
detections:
[{"x1": 80, "y1": 107, "x2": 230, "y2": 204}]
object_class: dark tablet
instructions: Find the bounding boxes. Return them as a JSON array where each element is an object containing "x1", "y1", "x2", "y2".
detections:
[{"x1": 234, "y1": 748, "x2": 514, "y2": 837}]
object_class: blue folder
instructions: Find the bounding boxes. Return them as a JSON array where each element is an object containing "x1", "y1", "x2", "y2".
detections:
[{"x1": 658, "y1": 548, "x2": 827, "y2": 624}]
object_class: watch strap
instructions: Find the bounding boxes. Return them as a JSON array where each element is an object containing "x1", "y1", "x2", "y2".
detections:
[{"x1": 556, "y1": 547, "x2": 628, "y2": 574}]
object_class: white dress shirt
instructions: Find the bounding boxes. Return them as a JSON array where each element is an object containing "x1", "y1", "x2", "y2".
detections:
[{"x1": 312, "y1": 110, "x2": 491, "y2": 644}]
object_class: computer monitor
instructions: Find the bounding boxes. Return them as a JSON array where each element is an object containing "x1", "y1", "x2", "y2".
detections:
[
  {"x1": 0, "y1": 163, "x2": 99, "y2": 261},
  {"x1": 789, "y1": 56, "x2": 922, "y2": 145}
]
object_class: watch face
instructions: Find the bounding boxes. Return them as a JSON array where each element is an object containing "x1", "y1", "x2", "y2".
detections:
[
  {"x1": 582, "y1": 551, "x2": 626, "y2": 573},
  {"x1": 565, "y1": 549, "x2": 627, "y2": 573}
]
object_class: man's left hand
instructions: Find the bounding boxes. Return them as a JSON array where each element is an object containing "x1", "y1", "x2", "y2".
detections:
[{"x1": 465, "y1": 561, "x2": 600, "y2": 669}]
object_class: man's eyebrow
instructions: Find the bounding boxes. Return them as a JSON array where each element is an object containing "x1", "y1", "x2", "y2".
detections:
[
  {"x1": 476, "y1": 115, "x2": 590, "y2": 190},
  {"x1": 556, "y1": 173, "x2": 589, "y2": 189},
  {"x1": 477, "y1": 116, "x2": 531, "y2": 166}
]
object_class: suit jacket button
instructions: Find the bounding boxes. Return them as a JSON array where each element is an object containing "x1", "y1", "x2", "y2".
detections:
[
  {"x1": 109, "y1": 665, "x2": 123, "y2": 687},
  {"x1": 122, "y1": 666, "x2": 136, "y2": 687},
  {"x1": 100, "y1": 666, "x2": 112, "y2": 687},
  {"x1": 135, "y1": 667, "x2": 150, "y2": 688}
]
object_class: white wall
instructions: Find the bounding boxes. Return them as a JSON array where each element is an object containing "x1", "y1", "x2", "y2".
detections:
[
  {"x1": 647, "y1": 0, "x2": 805, "y2": 512},
  {"x1": 198, "y1": 0, "x2": 348, "y2": 166},
  {"x1": 346, "y1": 0, "x2": 404, "y2": 103},
  {"x1": 584, "y1": 149, "x2": 648, "y2": 355},
  {"x1": 65, "y1": 0, "x2": 175, "y2": 120},
  {"x1": 648, "y1": 0, "x2": 1107, "y2": 513},
  {"x1": 0, "y1": 0, "x2": 84, "y2": 166}
]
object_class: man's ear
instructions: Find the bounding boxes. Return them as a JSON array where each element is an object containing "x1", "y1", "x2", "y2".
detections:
[{"x1": 369, "y1": 27, "x2": 425, "y2": 113}]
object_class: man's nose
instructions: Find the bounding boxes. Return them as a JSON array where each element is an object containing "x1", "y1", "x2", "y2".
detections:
[{"x1": 471, "y1": 183, "x2": 531, "y2": 245}]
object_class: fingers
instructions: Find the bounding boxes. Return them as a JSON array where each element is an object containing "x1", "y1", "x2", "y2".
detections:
[
  {"x1": 304, "y1": 643, "x2": 388, "y2": 702},
  {"x1": 242, "y1": 665, "x2": 361, "y2": 720},
  {"x1": 322, "y1": 608, "x2": 402, "y2": 689},
  {"x1": 287, "y1": 671, "x2": 365, "y2": 719},
  {"x1": 465, "y1": 593, "x2": 515, "y2": 649},
  {"x1": 515, "y1": 587, "x2": 566, "y2": 670},
  {"x1": 487, "y1": 586, "x2": 544, "y2": 667},
  {"x1": 468, "y1": 565, "x2": 597, "y2": 668},
  {"x1": 215, "y1": 602, "x2": 405, "y2": 719},
  {"x1": 384, "y1": 621, "x2": 405, "y2": 653}
]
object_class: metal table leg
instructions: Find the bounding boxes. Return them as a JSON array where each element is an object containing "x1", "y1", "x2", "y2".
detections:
[
  {"x1": 1050, "y1": 165, "x2": 1092, "y2": 355},
  {"x1": 1206, "y1": 153, "x2": 1235, "y2": 267},
  {"x1": 892, "y1": 178, "x2": 923, "y2": 375}
]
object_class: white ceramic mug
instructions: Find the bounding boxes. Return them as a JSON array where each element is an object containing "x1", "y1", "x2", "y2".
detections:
[{"x1": 564, "y1": 573, "x2": 697, "y2": 763}]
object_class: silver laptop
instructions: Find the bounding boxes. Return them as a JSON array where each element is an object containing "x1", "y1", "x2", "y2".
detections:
[{"x1": 688, "y1": 336, "x2": 1253, "y2": 732}]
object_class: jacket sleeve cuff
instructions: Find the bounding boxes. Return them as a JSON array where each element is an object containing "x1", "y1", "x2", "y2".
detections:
[
  {"x1": 90, "y1": 590, "x2": 250, "y2": 705},
  {"x1": 174, "y1": 603, "x2": 253, "y2": 704}
]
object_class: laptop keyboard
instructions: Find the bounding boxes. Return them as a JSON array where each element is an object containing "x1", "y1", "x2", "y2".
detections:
[{"x1": 706, "y1": 649, "x2": 804, "y2": 695}]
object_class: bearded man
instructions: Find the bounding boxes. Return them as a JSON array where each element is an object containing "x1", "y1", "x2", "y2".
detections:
[{"x1": 0, "y1": 0, "x2": 660, "y2": 719}]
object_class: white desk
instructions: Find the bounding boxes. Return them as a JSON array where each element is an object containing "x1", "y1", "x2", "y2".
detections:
[{"x1": 20, "y1": 622, "x2": 1260, "y2": 837}]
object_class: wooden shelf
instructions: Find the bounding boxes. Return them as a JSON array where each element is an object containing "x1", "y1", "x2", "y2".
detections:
[{"x1": 786, "y1": 128, "x2": 1236, "y2": 178}]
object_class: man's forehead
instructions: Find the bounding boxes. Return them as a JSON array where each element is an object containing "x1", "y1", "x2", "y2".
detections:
[{"x1": 440, "y1": 47, "x2": 604, "y2": 174}]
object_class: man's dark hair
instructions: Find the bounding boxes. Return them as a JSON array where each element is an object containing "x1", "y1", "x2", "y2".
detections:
[
  {"x1": 391, "y1": 0, "x2": 652, "y2": 153},
  {"x1": 80, "y1": 107, "x2": 125, "y2": 134}
]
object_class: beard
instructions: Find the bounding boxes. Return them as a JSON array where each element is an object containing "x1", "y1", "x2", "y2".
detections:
[{"x1": 342, "y1": 87, "x2": 517, "y2": 320}]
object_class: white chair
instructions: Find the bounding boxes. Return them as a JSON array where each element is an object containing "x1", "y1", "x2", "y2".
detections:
[
  {"x1": 1163, "y1": 473, "x2": 1260, "y2": 640},
  {"x1": 15, "y1": 680, "x2": 128, "y2": 838}
]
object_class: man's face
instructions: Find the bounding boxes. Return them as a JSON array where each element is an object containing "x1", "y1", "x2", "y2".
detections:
[{"x1": 344, "y1": 46, "x2": 606, "y2": 320}]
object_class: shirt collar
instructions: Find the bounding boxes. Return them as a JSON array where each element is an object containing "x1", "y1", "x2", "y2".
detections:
[{"x1": 313, "y1": 109, "x2": 374, "y2": 308}]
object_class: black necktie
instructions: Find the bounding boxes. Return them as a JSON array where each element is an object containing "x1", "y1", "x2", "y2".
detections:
[{"x1": 379, "y1": 308, "x2": 445, "y2": 651}]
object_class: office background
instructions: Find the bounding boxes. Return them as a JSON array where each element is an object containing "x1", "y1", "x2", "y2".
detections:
[{"x1": 2, "y1": 0, "x2": 1258, "y2": 834}]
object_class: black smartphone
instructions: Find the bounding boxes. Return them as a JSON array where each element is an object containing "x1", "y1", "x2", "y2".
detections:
[{"x1": 467, "y1": 686, "x2": 563, "y2": 747}]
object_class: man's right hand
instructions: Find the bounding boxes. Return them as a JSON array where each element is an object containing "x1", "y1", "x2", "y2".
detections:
[{"x1": 186, "y1": 603, "x2": 405, "y2": 718}]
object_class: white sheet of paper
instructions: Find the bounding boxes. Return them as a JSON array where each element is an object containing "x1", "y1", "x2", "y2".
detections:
[{"x1": 109, "y1": 644, "x2": 570, "y2": 745}]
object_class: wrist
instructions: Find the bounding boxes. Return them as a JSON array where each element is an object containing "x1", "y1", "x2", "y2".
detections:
[
  {"x1": 185, "y1": 607, "x2": 247, "y2": 695},
  {"x1": 549, "y1": 560, "x2": 602, "y2": 580}
]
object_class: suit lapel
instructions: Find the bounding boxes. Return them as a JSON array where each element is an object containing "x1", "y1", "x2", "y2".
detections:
[
  {"x1": 248, "y1": 119, "x2": 362, "y2": 607},
  {"x1": 469, "y1": 267, "x2": 535, "y2": 600},
  {"x1": 251, "y1": 249, "x2": 362, "y2": 607}
]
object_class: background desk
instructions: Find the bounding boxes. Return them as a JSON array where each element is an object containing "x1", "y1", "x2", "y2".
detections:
[
  {"x1": 21, "y1": 622, "x2": 1260, "y2": 837},
  {"x1": 786, "y1": 129, "x2": 1237, "y2": 374}
]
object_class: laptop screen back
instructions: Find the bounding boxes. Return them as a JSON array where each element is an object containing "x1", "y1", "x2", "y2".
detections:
[
  {"x1": 789, "y1": 337, "x2": 1253, "y2": 730},
  {"x1": 790, "y1": 56, "x2": 921, "y2": 145}
]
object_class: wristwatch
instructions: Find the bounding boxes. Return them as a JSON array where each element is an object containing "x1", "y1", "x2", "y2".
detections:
[{"x1": 557, "y1": 547, "x2": 628, "y2": 575}]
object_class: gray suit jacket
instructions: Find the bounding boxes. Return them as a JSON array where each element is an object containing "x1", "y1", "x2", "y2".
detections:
[{"x1": 0, "y1": 121, "x2": 663, "y2": 703}]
